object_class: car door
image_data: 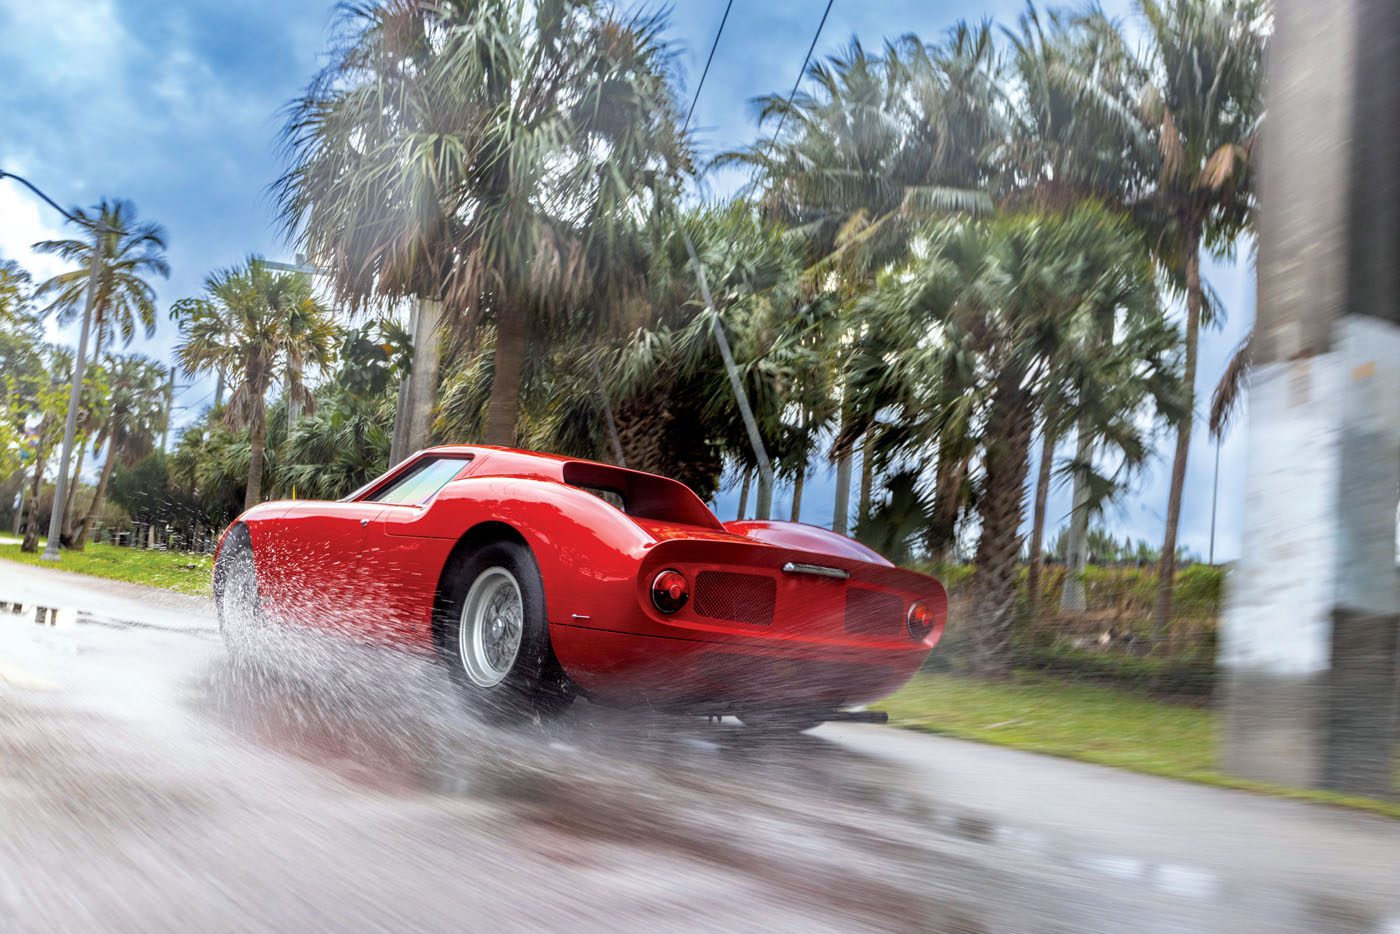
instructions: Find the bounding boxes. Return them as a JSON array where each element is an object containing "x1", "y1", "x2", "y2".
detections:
[
  {"x1": 257, "y1": 500, "x2": 387, "y2": 630},
  {"x1": 353, "y1": 454, "x2": 479, "y2": 643}
]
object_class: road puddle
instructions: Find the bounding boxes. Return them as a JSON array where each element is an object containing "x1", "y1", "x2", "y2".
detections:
[
  {"x1": 0, "y1": 596, "x2": 216, "y2": 637},
  {"x1": 0, "y1": 600, "x2": 77, "y2": 628}
]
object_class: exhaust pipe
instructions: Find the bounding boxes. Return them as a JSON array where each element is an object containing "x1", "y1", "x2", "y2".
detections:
[{"x1": 821, "y1": 710, "x2": 888, "y2": 724}]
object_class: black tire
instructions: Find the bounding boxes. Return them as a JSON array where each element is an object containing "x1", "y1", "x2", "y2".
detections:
[
  {"x1": 736, "y1": 709, "x2": 826, "y2": 734},
  {"x1": 213, "y1": 524, "x2": 264, "y2": 649},
  {"x1": 435, "y1": 539, "x2": 571, "y2": 722}
]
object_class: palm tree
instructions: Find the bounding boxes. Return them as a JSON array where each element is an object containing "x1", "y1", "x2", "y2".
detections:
[
  {"x1": 432, "y1": 202, "x2": 811, "y2": 501},
  {"x1": 722, "y1": 30, "x2": 999, "y2": 532},
  {"x1": 0, "y1": 261, "x2": 42, "y2": 482},
  {"x1": 60, "y1": 359, "x2": 111, "y2": 542},
  {"x1": 72, "y1": 354, "x2": 168, "y2": 548},
  {"x1": 19, "y1": 346, "x2": 73, "y2": 552},
  {"x1": 277, "y1": 0, "x2": 688, "y2": 455},
  {"x1": 1209, "y1": 330, "x2": 1251, "y2": 439},
  {"x1": 1001, "y1": 4, "x2": 1161, "y2": 612},
  {"x1": 32, "y1": 199, "x2": 169, "y2": 354},
  {"x1": 174, "y1": 259, "x2": 337, "y2": 510},
  {"x1": 1132, "y1": 0, "x2": 1268, "y2": 632},
  {"x1": 870, "y1": 204, "x2": 1163, "y2": 676}
]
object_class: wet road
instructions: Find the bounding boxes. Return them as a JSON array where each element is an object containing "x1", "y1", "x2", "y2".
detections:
[{"x1": 1, "y1": 562, "x2": 1398, "y2": 933}]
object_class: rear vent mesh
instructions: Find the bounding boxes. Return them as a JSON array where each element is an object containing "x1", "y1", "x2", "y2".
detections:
[
  {"x1": 845, "y1": 587, "x2": 904, "y2": 637},
  {"x1": 694, "y1": 571, "x2": 776, "y2": 626}
]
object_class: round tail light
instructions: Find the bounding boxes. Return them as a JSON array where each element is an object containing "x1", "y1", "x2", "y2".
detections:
[
  {"x1": 651, "y1": 569, "x2": 689, "y2": 614},
  {"x1": 907, "y1": 601, "x2": 936, "y2": 642}
]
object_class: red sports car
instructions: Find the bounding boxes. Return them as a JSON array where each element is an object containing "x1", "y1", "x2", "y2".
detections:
[{"x1": 213, "y1": 446, "x2": 947, "y2": 730}]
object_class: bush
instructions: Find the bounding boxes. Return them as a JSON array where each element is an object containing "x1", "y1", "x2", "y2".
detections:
[{"x1": 1015, "y1": 641, "x2": 1216, "y2": 699}]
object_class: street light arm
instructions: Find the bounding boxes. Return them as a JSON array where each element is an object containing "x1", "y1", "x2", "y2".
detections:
[{"x1": 0, "y1": 171, "x2": 117, "y2": 233}]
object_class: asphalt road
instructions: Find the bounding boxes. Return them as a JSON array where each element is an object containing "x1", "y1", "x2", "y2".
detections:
[{"x1": 1, "y1": 561, "x2": 1398, "y2": 933}]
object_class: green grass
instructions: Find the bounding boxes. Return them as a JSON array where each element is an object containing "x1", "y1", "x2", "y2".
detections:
[
  {"x1": 885, "y1": 672, "x2": 1400, "y2": 820},
  {"x1": 0, "y1": 542, "x2": 213, "y2": 596}
]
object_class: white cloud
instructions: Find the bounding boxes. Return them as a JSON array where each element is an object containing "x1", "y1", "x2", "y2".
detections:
[{"x1": 0, "y1": 166, "x2": 73, "y2": 284}]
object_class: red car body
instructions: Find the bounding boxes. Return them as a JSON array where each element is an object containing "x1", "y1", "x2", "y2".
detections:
[{"x1": 217, "y1": 445, "x2": 947, "y2": 713}]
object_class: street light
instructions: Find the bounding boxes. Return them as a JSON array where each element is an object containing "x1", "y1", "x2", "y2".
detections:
[{"x1": 0, "y1": 171, "x2": 110, "y2": 562}]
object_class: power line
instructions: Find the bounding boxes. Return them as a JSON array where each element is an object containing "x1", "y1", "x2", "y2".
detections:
[
  {"x1": 681, "y1": 0, "x2": 734, "y2": 137},
  {"x1": 175, "y1": 390, "x2": 215, "y2": 413},
  {"x1": 757, "y1": 0, "x2": 836, "y2": 176},
  {"x1": 172, "y1": 379, "x2": 202, "y2": 401}
]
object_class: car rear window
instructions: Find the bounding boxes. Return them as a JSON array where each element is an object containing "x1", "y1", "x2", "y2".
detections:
[
  {"x1": 367, "y1": 456, "x2": 471, "y2": 505},
  {"x1": 561, "y1": 461, "x2": 724, "y2": 530},
  {"x1": 577, "y1": 485, "x2": 627, "y2": 511}
]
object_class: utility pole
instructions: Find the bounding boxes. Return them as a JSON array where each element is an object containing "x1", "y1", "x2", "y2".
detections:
[
  {"x1": 680, "y1": 228, "x2": 773, "y2": 519},
  {"x1": 1208, "y1": 438, "x2": 1220, "y2": 566},
  {"x1": 160, "y1": 365, "x2": 176, "y2": 455},
  {"x1": 1219, "y1": 0, "x2": 1400, "y2": 796}
]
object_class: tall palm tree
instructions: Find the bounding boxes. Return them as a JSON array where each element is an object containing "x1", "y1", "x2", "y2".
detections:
[
  {"x1": 71, "y1": 355, "x2": 167, "y2": 548},
  {"x1": 32, "y1": 199, "x2": 169, "y2": 354},
  {"x1": 60, "y1": 358, "x2": 111, "y2": 542},
  {"x1": 277, "y1": 0, "x2": 687, "y2": 453},
  {"x1": 1001, "y1": 5, "x2": 1161, "y2": 612},
  {"x1": 1131, "y1": 0, "x2": 1268, "y2": 631},
  {"x1": 174, "y1": 259, "x2": 337, "y2": 510}
]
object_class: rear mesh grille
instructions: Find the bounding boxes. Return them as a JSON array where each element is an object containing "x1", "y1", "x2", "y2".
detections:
[
  {"x1": 694, "y1": 571, "x2": 775, "y2": 626},
  {"x1": 845, "y1": 587, "x2": 904, "y2": 637}
]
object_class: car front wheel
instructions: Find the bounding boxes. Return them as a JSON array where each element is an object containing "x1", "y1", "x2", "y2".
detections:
[{"x1": 214, "y1": 524, "x2": 263, "y2": 650}]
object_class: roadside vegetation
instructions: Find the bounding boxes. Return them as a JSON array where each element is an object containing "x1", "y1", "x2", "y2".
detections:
[{"x1": 0, "y1": 540, "x2": 211, "y2": 596}]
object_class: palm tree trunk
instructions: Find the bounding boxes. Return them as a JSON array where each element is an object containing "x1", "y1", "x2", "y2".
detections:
[
  {"x1": 736, "y1": 469, "x2": 751, "y2": 520},
  {"x1": 1154, "y1": 227, "x2": 1203, "y2": 637},
  {"x1": 484, "y1": 308, "x2": 526, "y2": 447},
  {"x1": 858, "y1": 433, "x2": 875, "y2": 529},
  {"x1": 1059, "y1": 421, "x2": 1095, "y2": 613},
  {"x1": 970, "y1": 372, "x2": 1035, "y2": 679},
  {"x1": 245, "y1": 395, "x2": 267, "y2": 511},
  {"x1": 790, "y1": 463, "x2": 805, "y2": 522},
  {"x1": 928, "y1": 443, "x2": 963, "y2": 563},
  {"x1": 214, "y1": 369, "x2": 225, "y2": 409},
  {"x1": 76, "y1": 444, "x2": 118, "y2": 548},
  {"x1": 406, "y1": 297, "x2": 444, "y2": 454},
  {"x1": 1027, "y1": 427, "x2": 1055, "y2": 623},
  {"x1": 62, "y1": 442, "x2": 87, "y2": 540},
  {"x1": 1062, "y1": 308, "x2": 1113, "y2": 613},
  {"x1": 20, "y1": 434, "x2": 48, "y2": 553},
  {"x1": 832, "y1": 446, "x2": 853, "y2": 535}
]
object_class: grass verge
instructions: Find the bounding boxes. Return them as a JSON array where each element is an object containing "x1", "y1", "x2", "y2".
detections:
[
  {"x1": 884, "y1": 672, "x2": 1400, "y2": 820},
  {"x1": 0, "y1": 542, "x2": 213, "y2": 596}
]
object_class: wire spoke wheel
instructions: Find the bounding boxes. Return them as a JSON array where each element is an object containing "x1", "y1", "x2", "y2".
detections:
[{"x1": 458, "y1": 566, "x2": 524, "y2": 688}]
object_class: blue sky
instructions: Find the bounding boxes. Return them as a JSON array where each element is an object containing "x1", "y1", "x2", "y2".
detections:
[{"x1": 0, "y1": 0, "x2": 1252, "y2": 559}]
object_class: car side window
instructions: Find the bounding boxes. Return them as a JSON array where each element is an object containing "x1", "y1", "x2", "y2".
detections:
[{"x1": 366, "y1": 456, "x2": 471, "y2": 505}]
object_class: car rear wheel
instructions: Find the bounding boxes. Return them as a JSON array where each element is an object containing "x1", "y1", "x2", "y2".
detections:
[{"x1": 436, "y1": 539, "x2": 571, "y2": 722}]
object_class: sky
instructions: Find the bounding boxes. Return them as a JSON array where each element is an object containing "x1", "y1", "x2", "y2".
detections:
[{"x1": 0, "y1": 0, "x2": 1253, "y2": 560}]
